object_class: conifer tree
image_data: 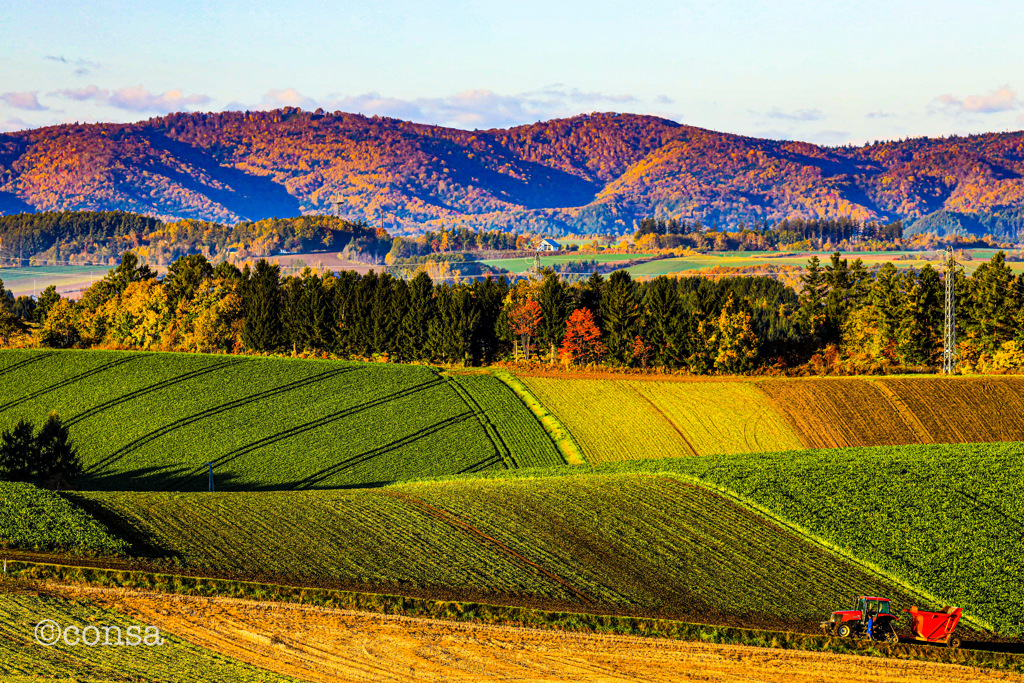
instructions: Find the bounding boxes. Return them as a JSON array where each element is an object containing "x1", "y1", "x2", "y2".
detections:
[{"x1": 241, "y1": 259, "x2": 283, "y2": 351}]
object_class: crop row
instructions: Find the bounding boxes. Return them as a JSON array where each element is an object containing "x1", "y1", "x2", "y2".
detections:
[
  {"x1": 450, "y1": 374, "x2": 564, "y2": 468},
  {"x1": 517, "y1": 376, "x2": 802, "y2": 464}
]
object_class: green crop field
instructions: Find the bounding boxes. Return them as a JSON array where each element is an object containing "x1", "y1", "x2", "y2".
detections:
[
  {"x1": 0, "y1": 589, "x2": 297, "y2": 682},
  {"x1": 0, "y1": 350, "x2": 563, "y2": 491},
  {"x1": 478, "y1": 252, "x2": 654, "y2": 272},
  {"x1": 0, "y1": 482, "x2": 127, "y2": 555},
  {"x1": 517, "y1": 375, "x2": 802, "y2": 462},
  {"x1": 75, "y1": 473, "x2": 922, "y2": 629},
  {"x1": 665, "y1": 442, "x2": 1024, "y2": 636}
]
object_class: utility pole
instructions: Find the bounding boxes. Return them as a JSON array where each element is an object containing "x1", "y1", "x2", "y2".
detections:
[
  {"x1": 207, "y1": 462, "x2": 215, "y2": 492},
  {"x1": 943, "y1": 246, "x2": 957, "y2": 375}
]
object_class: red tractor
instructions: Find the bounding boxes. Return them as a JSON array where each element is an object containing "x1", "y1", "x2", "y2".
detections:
[{"x1": 821, "y1": 596, "x2": 900, "y2": 643}]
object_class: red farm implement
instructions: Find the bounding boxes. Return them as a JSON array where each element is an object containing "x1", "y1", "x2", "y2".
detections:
[{"x1": 902, "y1": 605, "x2": 963, "y2": 648}]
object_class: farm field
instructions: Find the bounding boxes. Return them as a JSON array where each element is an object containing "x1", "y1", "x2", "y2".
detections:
[
  {"x1": 518, "y1": 375, "x2": 803, "y2": 462},
  {"x1": 73, "y1": 473, "x2": 924, "y2": 629},
  {"x1": 0, "y1": 264, "x2": 112, "y2": 298},
  {"x1": 667, "y1": 441, "x2": 1024, "y2": 636},
  {"x1": 58, "y1": 586, "x2": 1022, "y2": 683},
  {"x1": 875, "y1": 377, "x2": 1024, "y2": 443},
  {"x1": 0, "y1": 350, "x2": 563, "y2": 491},
  {"x1": 478, "y1": 252, "x2": 654, "y2": 273},
  {"x1": 756, "y1": 378, "x2": 923, "y2": 448},
  {"x1": 0, "y1": 587, "x2": 298, "y2": 682},
  {"x1": 519, "y1": 372, "x2": 1024, "y2": 462}
]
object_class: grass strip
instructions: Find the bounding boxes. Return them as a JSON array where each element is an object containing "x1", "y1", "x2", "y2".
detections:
[
  {"x1": 3, "y1": 560, "x2": 1021, "y2": 674},
  {"x1": 491, "y1": 369, "x2": 585, "y2": 466}
]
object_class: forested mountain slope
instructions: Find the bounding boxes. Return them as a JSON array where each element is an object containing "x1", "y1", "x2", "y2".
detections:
[{"x1": 2, "y1": 109, "x2": 1024, "y2": 236}]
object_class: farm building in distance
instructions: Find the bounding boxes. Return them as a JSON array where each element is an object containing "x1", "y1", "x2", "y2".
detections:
[{"x1": 536, "y1": 238, "x2": 560, "y2": 252}]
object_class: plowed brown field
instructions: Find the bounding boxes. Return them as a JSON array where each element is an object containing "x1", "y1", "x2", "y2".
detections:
[
  {"x1": 875, "y1": 377, "x2": 1024, "y2": 443},
  {"x1": 756, "y1": 379, "x2": 920, "y2": 448},
  {"x1": 65, "y1": 587, "x2": 1022, "y2": 683}
]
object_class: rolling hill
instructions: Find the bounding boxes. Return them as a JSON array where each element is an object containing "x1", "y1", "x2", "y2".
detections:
[
  {"x1": 0, "y1": 350, "x2": 565, "y2": 491},
  {"x1": 3, "y1": 110, "x2": 1024, "y2": 236}
]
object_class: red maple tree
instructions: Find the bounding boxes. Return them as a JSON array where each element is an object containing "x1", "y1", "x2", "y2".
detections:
[{"x1": 560, "y1": 308, "x2": 605, "y2": 364}]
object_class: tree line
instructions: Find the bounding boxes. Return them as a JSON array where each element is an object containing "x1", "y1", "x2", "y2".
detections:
[{"x1": 4, "y1": 249, "x2": 1023, "y2": 374}]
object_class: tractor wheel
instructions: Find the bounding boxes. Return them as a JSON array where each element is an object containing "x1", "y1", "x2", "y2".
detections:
[
  {"x1": 947, "y1": 636, "x2": 961, "y2": 649},
  {"x1": 836, "y1": 623, "x2": 852, "y2": 638}
]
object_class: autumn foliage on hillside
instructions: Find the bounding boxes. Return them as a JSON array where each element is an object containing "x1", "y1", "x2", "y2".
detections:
[{"x1": 3, "y1": 110, "x2": 1024, "y2": 237}]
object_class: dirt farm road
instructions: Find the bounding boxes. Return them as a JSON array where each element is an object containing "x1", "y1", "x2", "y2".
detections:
[{"x1": 56, "y1": 585, "x2": 1024, "y2": 683}]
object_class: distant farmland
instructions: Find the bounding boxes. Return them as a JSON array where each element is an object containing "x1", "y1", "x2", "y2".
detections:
[{"x1": 0, "y1": 350, "x2": 564, "y2": 491}]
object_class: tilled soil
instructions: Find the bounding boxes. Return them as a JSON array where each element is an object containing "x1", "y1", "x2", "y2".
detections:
[{"x1": 57, "y1": 585, "x2": 1024, "y2": 683}]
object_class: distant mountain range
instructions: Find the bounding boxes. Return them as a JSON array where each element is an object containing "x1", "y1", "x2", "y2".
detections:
[{"x1": 2, "y1": 109, "x2": 1024, "y2": 237}]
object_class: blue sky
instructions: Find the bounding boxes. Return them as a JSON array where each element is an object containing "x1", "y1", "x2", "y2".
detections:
[{"x1": 2, "y1": 0, "x2": 1023, "y2": 144}]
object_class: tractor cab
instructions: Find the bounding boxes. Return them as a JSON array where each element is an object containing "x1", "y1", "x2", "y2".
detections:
[{"x1": 822, "y1": 596, "x2": 899, "y2": 642}]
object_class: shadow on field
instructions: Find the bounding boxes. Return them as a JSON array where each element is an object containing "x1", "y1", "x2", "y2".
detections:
[
  {"x1": 88, "y1": 366, "x2": 364, "y2": 476},
  {"x1": 0, "y1": 355, "x2": 139, "y2": 416},
  {"x1": 80, "y1": 463, "x2": 248, "y2": 493}
]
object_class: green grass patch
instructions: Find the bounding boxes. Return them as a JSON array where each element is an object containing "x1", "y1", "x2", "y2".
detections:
[{"x1": 0, "y1": 482, "x2": 127, "y2": 556}]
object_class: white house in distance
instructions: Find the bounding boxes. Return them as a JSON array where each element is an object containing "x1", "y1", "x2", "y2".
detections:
[{"x1": 536, "y1": 238, "x2": 561, "y2": 252}]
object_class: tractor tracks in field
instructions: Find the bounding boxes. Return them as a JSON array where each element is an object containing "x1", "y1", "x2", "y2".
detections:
[
  {"x1": 382, "y1": 490, "x2": 596, "y2": 606},
  {"x1": 444, "y1": 375, "x2": 518, "y2": 469},
  {"x1": 89, "y1": 366, "x2": 363, "y2": 476},
  {"x1": 0, "y1": 355, "x2": 139, "y2": 416},
  {"x1": 625, "y1": 384, "x2": 700, "y2": 457},
  {"x1": 66, "y1": 357, "x2": 247, "y2": 428}
]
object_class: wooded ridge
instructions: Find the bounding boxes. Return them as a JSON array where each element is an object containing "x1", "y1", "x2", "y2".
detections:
[{"x1": 3, "y1": 110, "x2": 1024, "y2": 237}]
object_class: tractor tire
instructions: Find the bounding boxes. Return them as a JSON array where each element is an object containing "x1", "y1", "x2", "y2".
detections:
[
  {"x1": 947, "y1": 636, "x2": 961, "y2": 649},
  {"x1": 836, "y1": 623, "x2": 853, "y2": 638}
]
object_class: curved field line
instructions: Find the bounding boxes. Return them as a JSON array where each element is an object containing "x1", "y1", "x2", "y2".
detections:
[
  {"x1": 66, "y1": 357, "x2": 246, "y2": 427},
  {"x1": 0, "y1": 355, "x2": 139, "y2": 415},
  {"x1": 383, "y1": 489, "x2": 595, "y2": 605},
  {"x1": 625, "y1": 384, "x2": 700, "y2": 457},
  {"x1": 88, "y1": 366, "x2": 362, "y2": 474},
  {"x1": 446, "y1": 376, "x2": 514, "y2": 469},
  {"x1": 289, "y1": 409, "x2": 474, "y2": 490},
  {"x1": 870, "y1": 380, "x2": 934, "y2": 443},
  {"x1": 492, "y1": 371, "x2": 583, "y2": 466}
]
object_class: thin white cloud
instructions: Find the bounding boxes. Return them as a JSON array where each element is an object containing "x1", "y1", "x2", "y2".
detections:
[
  {"x1": 759, "y1": 107, "x2": 825, "y2": 122},
  {"x1": 933, "y1": 85, "x2": 1019, "y2": 115},
  {"x1": 51, "y1": 85, "x2": 211, "y2": 113},
  {"x1": 318, "y1": 87, "x2": 645, "y2": 128},
  {"x1": 45, "y1": 55, "x2": 100, "y2": 76},
  {"x1": 261, "y1": 88, "x2": 319, "y2": 110},
  {"x1": 865, "y1": 110, "x2": 896, "y2": 119},
  {"x1": 0, "y1": 91, "x2": 48, "y2": 111}
]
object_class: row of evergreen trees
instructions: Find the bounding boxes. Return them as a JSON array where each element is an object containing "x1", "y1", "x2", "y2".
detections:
[{"x1": 13, "y1": 249, "x2": 1024, "y2": 373}]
